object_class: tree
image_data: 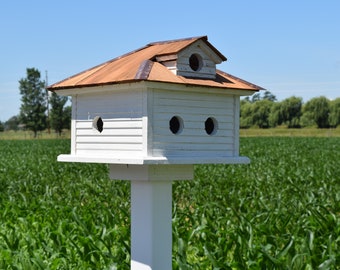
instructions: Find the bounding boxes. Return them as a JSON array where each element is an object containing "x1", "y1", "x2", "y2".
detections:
[
  {"x1": 302, "y1": 96, "x2": 330, "y2": 128},
  {"x1": 329, "y1": 98, "x2": 340, "y2": 128},
  {"x1": 240, "y1": 90, "x2": 277, "y2": 128},
  {"x1": 50, "y1": 92, "x2": 68, "y2": 135},
  {"x1": 4, "y1": 115, "x2": 20, "y2": 131},
  {"x1": 262, "y1": 90, "x2": 277, "y2": 102},
  {"x1": 62, "y1": 105, "x2": 72, "y2": 130},
  {"x1": 252, "y1": 99, "x2": 273, "y2": 128},
  {"x1": 240, "y1": 99, "x2": 253, "y2": 128},
  {"x1": 268, "y1": 102, "x2": 282, "y2": 127},
  {"x1": 0, "y1": 121, "x2": 4, "y2": 132},
  {"x1": 280, "y1": 96, "x2": 303, "y2": 128},
  {"x1": 251, "y1": 93, "x2": 261, "y2": 103},
  {"x1": 19, "y1": 68, "x2": 46, "y2": 137}
]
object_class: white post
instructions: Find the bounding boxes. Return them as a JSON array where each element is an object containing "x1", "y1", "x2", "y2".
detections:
[
  {"x1": 109, "y1": 164, "x2": 193, "y2": 270},
  {"x1": 131, "y1": 181, "x2": 172, "y2": 270}
]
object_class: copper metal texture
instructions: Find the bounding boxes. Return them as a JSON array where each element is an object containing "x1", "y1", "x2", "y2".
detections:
[{"x1": 48, "y1": 36, "x2": 263, "y2": 91}]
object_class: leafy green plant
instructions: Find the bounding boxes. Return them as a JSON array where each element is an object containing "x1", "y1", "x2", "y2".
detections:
[
  {"x1": 173, "y1": 137, "x2": 340, "y2": 269},
  {"x1": 0, "y1": 137, "x2": 339, "y2": 268}
]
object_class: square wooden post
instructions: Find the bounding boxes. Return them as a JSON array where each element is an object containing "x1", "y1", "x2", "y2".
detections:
[
  {"x1": 131, "y1": 181, "x2": 172, "y2": 270},
  {"x1": 109, "y1": 164, "x2": 193, "y2": 269}
]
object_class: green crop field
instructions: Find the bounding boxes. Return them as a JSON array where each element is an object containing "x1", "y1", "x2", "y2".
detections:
[{"x1": 0, "y1": 138, "x2": 339, "y2": 269}]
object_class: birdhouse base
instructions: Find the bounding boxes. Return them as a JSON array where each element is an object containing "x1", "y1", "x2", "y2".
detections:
[{"x1": 57, "y1": 154, "x2": 250, "y2": 165}]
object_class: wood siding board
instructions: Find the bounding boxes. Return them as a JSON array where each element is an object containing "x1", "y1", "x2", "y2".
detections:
[
  {"x1": 155, "y1": 97, "x2": 232, "y2": 109},
  {"x1": 152, "y1": 141, "x2": 233, "y2": 150},
  {"x1": 75, "y1": 90, "x2": 144, "y2": 119},
  {"x1": 76, "y1": 150, "x2": 142, "y2": 156},
  {"x1": 77, "y1": 128, "x2": 143, "y2": 136},
  {"x1": 76, "y1": 136, "x2": 143, "y2": 143},
  {"x1": 153, "y1": 106, "x2": 233, "y2": 116},
  {"x1": 76, "y1": 119, "x2": 143, "y2": 129},
  {"x1": 153, "y1": 129, "x2": 234, "y2": 139},
  {"x1": 154, "y1": 90, "x2": 233, "y2": 103},
  {"x1": 153, "y1": 114, "x2": 234, "y2": 124},
  {"x1": 152, "y1": 150, "x2": 234, "y2": 157},
  {"x1": 76, "y1": 143, "x2": 143, "y2": 151}
]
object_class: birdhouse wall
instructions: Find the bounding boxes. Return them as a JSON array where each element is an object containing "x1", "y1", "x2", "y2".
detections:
[
  {"x1": 65, "y1": 82, "x2": 244, "y2": 164},
  {"x1": 71, "y1": 89, "x2": 146, "y2": 158},
  {"x1": 150, "y1": 89, "x2": 240, "y2": 159}
]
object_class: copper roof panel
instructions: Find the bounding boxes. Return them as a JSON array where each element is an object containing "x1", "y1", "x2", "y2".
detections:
[{"x1": 48, "y1": 36, "x2": 262, "y2": 91}]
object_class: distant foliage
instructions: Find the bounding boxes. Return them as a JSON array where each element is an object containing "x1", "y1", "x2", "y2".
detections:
[
  {"x1": 303, "y1": 96, "x2": 330, "y2": 128},
  {"x1": 19, "y1": 68, "x2": 47, "y2": 137},
  {"x1": 15, "y1": 68, "x2": 71, "y2": 135},
  {"x1": 4, "y1": 115, "x2": 20, "y2": 131},
  {"x1": 50, "y1": 92, "x2": 69, "y2": 136},
  {"x1": 241, "y1": 92, "x2": 339, "y2": 129},
  {"x1": 329, "y1": 98, "x2": 340, "y2": 127}
]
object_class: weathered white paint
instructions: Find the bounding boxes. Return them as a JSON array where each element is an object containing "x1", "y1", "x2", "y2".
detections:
[{"x1": 58, "y1": 78, "x2": 253, "y2": 165}]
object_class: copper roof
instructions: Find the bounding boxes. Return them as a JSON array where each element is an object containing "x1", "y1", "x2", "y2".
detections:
[{"x1": 48, "y1": 36, "x2": 263, "y2": 91}]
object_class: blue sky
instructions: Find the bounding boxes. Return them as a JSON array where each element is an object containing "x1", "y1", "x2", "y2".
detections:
[{"x1": 1, "y1": 0, "x2": 339, "y2": 122}]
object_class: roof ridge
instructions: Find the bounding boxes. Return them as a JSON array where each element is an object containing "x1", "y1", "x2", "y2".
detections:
[
  {"x1": 134, "y1": 60, "x2": 154, "y2": 80},
  {"x1": 147, "y1": 36, "x2": 207, "y2": 46}
]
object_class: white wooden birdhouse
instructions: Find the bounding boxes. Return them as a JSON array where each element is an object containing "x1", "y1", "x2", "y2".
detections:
[
  {"x1": 48, "y1": 36, "x2": 262, "y2": 165},
  {"x1": 48, "y1": 36, "x2": 263, "y2": 270}
]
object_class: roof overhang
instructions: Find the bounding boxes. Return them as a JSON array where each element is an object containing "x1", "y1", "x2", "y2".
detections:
[{"x1": 53, "y1": 80, "x2": 259, "y2": 97}]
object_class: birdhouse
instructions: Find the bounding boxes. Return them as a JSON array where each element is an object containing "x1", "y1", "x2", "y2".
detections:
[
  {"x1": 48, "y1": 36, "x2": 262, "y2": 165},
  {"x1": 48, "y1": 36, "x2": 263, "y2": 270}
]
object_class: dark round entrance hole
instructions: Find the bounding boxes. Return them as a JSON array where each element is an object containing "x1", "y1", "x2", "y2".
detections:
[
  {"x1": 169, "y1": 116, "x2": 183, "y2": 134},
  {"x1": 189, "y1": 54, "x2": 202, "y2": 71},
  {"x1": 205, "y1": 117, "x2": 217, "y2": 135},
  {"x1": 93, "y1": 116, "x2": 104, "y2": 133}
]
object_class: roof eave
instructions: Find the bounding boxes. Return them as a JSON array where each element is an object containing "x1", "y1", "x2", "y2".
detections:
[{"x1": 49, "y1": 79, "x2": 260, "y2": 97}]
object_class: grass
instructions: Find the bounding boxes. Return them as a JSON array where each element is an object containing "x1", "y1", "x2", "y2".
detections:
[
  {"x1": 0, "y1": 130, "x2": 71, "y2": 140},
  {"x1": 0, "y1": 138, "x2": 339, "y2": 269},
  {"x1": 1, "y1": 126, "x2": 340, "y2": 141},
  {"x1": 240, "y1": 126, "x2": 340, "y2": 137}
]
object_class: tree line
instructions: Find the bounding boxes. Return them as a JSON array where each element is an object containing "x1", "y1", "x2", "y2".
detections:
[
  {"x1": 1, "y1": 69, "x2": 339, "y2": 134},
  {"x1": 241, "y1": 90, "x2": 340, "y2": 129},
  {"x1": 0, "y1": 68, "x2": 71, "y2": 137}
]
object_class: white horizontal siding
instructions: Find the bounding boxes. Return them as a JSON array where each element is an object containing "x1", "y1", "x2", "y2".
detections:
[
  {"x1": 151, "y1": 90, "x2": 236, "y2": 158},
  {"x1": 74, "y1": 90, "x2": 145, "y2": 157},
  {"x1": 76, "y1": 149, "x2": 142, "y2": 157},
  {"x1": 75, "y1": 118, "x2": 143, "y2": 155},
  {"x1": 76, "y1": 90, "x2": 143, "y2": 120}
]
